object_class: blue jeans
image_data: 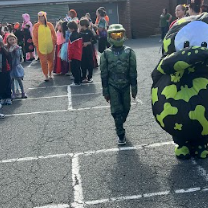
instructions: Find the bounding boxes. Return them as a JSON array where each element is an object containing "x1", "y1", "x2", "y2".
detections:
[{"x1": 161, "y1": 26, "x2": 169, "y2": 40}]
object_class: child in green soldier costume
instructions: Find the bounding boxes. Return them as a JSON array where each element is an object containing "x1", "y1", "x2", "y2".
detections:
[{"x1": 100, "y1": 24, "x2": 137, "y2": 145}]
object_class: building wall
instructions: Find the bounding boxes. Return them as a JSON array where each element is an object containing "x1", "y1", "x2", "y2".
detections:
[
  {"x1": 67, "y1": 2, "x2": 119, "y2": 24},
  {"x1": 129, "y1": 0, "x2": 175, "y2": 38},
  {"x1": 0, "y1": 3, "x2": 68, "y2": 24}
]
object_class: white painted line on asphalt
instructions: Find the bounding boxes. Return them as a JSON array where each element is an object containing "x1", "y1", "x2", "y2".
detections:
[
  {"x1": 83, "y1": 141, "x2": 174, "y2": 156},
  {"x1": 14, "y1": 92, "x2": 102, "y2": 101},
  {"x1": 202, "y1": 187, "x2": 208, "y2": 191},
  {"x1": 143, "y1": 191, "x2": 170, "y2": 198},
  {"x1": 71, "y1": 154, "x2": 84, "y2": 208},
  {"x1": 191, "y1": 158, "x2": 208, "y2": 182},
  {"x1": 34, "y1": 204, "x2": 70, "y2": 208},
  {"x1": 5, "y1": 101, "x2": 141, "y2": 117},
  {"x1": 15, "y1": 95, "x2": 68, "y2": 101},
  {"x1": 175, "y1": 187, "x2": 201, "y2": 194},
  {"x1": 0, "y1": 153, "x2": 73, "y2": 164},
  {"x1": 34, "y1": 186, "x2": 208, "y2": 208},
  {"x1": 28, "y1": 82, "x2": 102, "y2": 90},
  {"x1": 0, "y1": 141, "x2": 174, "y2": 164},
  {"x1": 27, "y1": 60, "x2": 36, "y2": 68},
  {"x1": 29, "y1": 85, "x2": 69, "y2": 90},
  {"x1": 85, "y1": 187, "x2": 206, "y2": 205},
  {"x1": 5, "y1": 110, "x2": 69, "y2": 117},
  {"x1": 67, "y1": 86, "x2": 73, "y2": 110}
]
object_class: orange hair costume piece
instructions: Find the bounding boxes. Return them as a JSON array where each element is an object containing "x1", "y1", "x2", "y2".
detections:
[{"x1": 33, "y1": 11, "x2": 57, "y2": 78}]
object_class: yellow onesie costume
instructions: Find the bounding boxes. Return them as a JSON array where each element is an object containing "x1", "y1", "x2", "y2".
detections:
[{"x1": 33, "y1": 11, "x2": 57, "y2": 80}]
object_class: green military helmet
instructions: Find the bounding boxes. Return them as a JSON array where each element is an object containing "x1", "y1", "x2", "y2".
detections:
[{"x1": 107, "y1": 24, "x2": 126, "y2": 47}]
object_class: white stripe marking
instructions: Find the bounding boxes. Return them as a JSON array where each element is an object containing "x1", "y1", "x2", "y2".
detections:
[
  {"x1": 34, "y1": 204, "x2": 69, "y2": 208},
  {"x1": 191, "y1": 158, "x2": 208, "y2": 182},
  {"x1": 27, "y1": 60, "x2": 36, "y2": 68},
  {"x1": 71, "y1": 154, "x2": 84, "y2": 208},
  {"x1": 175, "y1": 187, "x2": 201, "y2": 194},
  {"x1": 14, "y1": 92, "x2": 102, "y2": 101},
  {"x1": 0, "y1": 141, "x2": 174, "y2": 164},
  {"x1": 15, "y1": 95, "x2": 68, "y2": 101},
  {"x1": 28, "y1": 82, "x2": 102, "y2": 90},
  {"x1": 143, "y1": 191, "x2": 170, "y2": 198},
  {"x1": 67, "y1": 86, "x2": 72, "y2": 110},
  {"x1": 5, "y1": 110, "x2": 69, "y2": 117},
  {"x1": 5, "y1": 102, "x2": 141, "y2": 117},
  {"x1": 0, "y1": 153, "x2": 73, "y2": 164},
  {"x1": 34, "y1": 187, "x2": 208, "y2": 207},
  {"x1": 83, "y1": 141, "x2": 174, "y2": 156},
  {"x1": 85, "y1": 187, "x2": 206, "y2": 205}
]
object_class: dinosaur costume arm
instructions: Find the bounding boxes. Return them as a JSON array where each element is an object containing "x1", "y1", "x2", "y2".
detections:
[
  {"x1": 100, "y1": 51, "x2": 109, "y2": 97},
  {"x1": 32, "y1": 23, "x2": 39, "y2": 48},
  {"x1": 47, "y1": 22, "x2": 57, "y2": 46},
  {"x1": 129, "y1": 49, "x2": 138, "y2": 97},
  {"x1": 157, "y1": 47, "x2": 208, "y2": 75}
]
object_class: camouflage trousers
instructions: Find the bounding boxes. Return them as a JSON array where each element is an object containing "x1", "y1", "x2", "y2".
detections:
[{"x1": 109, "y1": 85, "x2": 131, "y2": 136}]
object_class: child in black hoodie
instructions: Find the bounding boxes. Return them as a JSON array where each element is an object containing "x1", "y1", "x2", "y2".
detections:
[
  {"x1": 0, "y1": 35, "x2": 12, "y2": 106},
  {"x1": 79, "y1": 18, "x2": 97, "y2": 83}
]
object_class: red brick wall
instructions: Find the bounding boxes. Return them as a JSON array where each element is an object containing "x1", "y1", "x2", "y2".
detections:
[
  {"x1": 118, "y1": 0, "x2": 132, "y2": 38},
  {"x1": 129, "y1": 0, "x2": 177, "y2": 37}
]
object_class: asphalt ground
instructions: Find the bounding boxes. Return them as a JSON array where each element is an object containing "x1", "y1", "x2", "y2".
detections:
[{"x1": 1, "y1": 37, "x2": 208, "y2": 208}]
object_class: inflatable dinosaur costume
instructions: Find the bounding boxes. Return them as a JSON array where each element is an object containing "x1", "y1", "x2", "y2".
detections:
[{"x1": 152, "y1": 13, "x2": 208, "y2": 159}]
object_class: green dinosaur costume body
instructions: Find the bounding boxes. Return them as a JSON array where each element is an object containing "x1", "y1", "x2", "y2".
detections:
[
  {"x1": 152, "y1": 13, "x2": 208, "y2": 159},
  {"x1": 100, "y1": 24, "x2": 137, "y2": 141}
]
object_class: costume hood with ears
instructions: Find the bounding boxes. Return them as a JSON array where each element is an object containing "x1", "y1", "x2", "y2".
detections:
[
  {"x1": 22, "y1": 13, "x2": 31, "y2": 23},
  {"x1": 38, "y1": 11, "x2": 48, "y2": 25},
  {"x1": 22, "y1": 13, "x2": 33, "y2": 35}
]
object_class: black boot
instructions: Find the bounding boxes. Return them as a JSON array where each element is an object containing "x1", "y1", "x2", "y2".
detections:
[{"x1": 118, "y1": 134, "x2": 126, "y2": 145}]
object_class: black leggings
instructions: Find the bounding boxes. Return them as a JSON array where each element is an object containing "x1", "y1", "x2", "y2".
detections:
[
  {"x1": 0, "y1": 71, "x2": 11, "y2": 99},
  {"x1": 98, "y1": 37, "x2": 107, "y2": 53}
]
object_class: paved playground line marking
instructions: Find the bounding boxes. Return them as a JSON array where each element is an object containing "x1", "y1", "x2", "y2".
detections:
[
  {"x1": 71, "y1": 154, "x2": 84, "y2": 208},
  {"x1": 28, "y1": 82, "x2": 102, "y2": 90},
  {"x1": 34, "y1": 204, "x2": 70, "y2": 208},
  {"x1": 85, "y1": 187, "x2": 205, "y2": 205},
  {"x1": 0, "y1": 153, "x2": 73, "y2": 164},
  {"x1": 5, "y1": 110, "x2": 69, "y2": 117},
  {"x1": 0, "y1": 141, "x2": 174, "y2": 164},
  {"x1": 33, "y1": 186, "x2": 208, "y2": 208},
  {"x1": 14, "y1": 92, "x2": 102, "y2": 101},
  {"x1": 27, "y1": 60, "x2": 37, "y2": 68},
  {"x1": 15, "y1": 95, "x2": 68, "y2": 101},
  {"x1": 5, "y1": 101, "x2": 142, "y2": 117},
  {"x1": 191, "y1": 158, "x2": 208, "y2": 182},
  {"x1": 67, "y1": 86, "x2": 72, "y2": 110},
  {"x1": 175, "y1": 187, "x2": 201, "y2": 194}
]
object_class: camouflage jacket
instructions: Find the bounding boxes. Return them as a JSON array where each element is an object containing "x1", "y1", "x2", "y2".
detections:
[{"x1": 100, "y1": 46, "x2": 137, "y2": 97}]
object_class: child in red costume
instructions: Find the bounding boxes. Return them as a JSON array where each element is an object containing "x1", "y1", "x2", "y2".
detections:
[{"x1": 67, "y1": 21, "x2": 83, "y2": 86}]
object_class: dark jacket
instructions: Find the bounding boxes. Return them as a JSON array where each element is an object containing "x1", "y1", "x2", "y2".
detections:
[{"x1": 0, "y1": 47, "x2": 11, "y2": 73}]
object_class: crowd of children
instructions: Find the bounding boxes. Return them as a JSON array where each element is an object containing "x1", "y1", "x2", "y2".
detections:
[
  {"x1": 52, "y1": 8, "x2": 109, "y2": 85},
  {"x1": 0, "y1": 7, "x2": 110, "y2": 118}
]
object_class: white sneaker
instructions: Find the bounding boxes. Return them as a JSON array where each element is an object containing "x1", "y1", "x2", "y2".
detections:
[
  {"x1": 88, "y1": 78, "x2": 93, "y2": 83},
  {"x1": 0, "y1": 113, "x2": 5, "y2": 119}
]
